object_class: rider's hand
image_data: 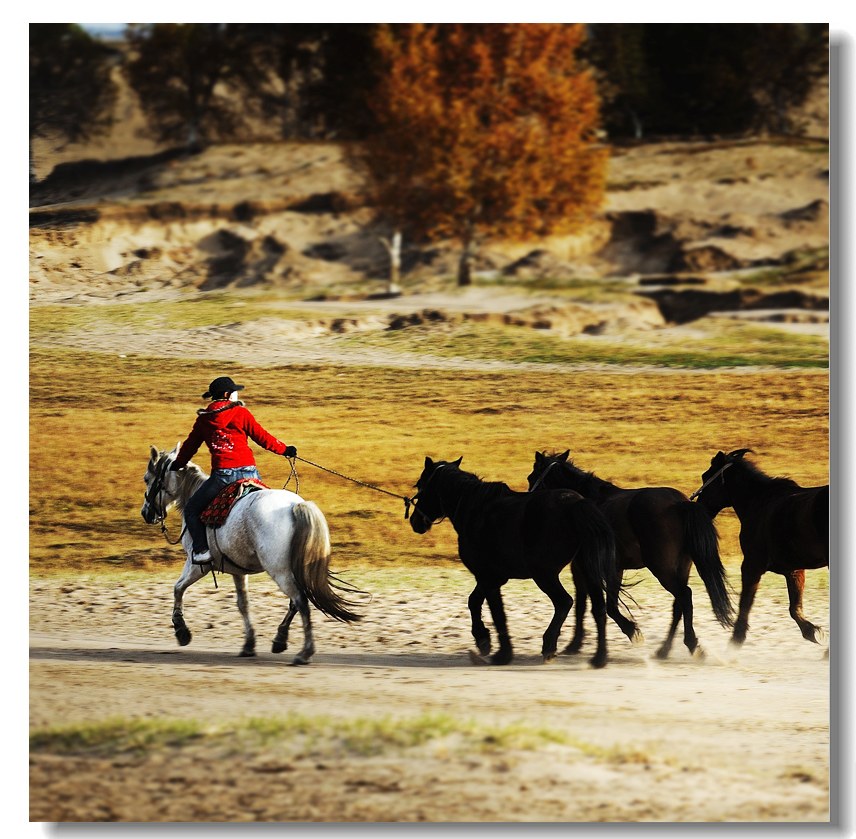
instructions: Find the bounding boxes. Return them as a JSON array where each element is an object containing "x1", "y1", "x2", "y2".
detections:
[
  {"x1": 284, "y1": 445, "x2": 297, "y2": 458},
  {"x1": 168, "y1": 461, "x2": 182, "y2": 471}
]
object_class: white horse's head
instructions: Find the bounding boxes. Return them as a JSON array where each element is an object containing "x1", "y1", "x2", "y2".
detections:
[{"x1": 140, "y1": 442, "x2": 181, "y2": 524}]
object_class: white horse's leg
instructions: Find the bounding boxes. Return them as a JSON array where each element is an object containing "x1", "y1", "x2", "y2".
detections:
[
  {"x1": 272, "y1": 600, "x2": 299, "y2": 654},
  {"x1": 232, "y1": 574, "x2": 256, "y2": 657},
  {"x1": 172, "y1": 555, "x2": 206, "y2": 646},
  {"x1": 292, "y1": 593, "x2": 315, "y2": 666}
]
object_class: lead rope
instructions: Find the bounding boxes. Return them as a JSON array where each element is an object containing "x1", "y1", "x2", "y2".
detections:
[{"x1": 288, "y1": 455, "x2": 415, "y2": 519}]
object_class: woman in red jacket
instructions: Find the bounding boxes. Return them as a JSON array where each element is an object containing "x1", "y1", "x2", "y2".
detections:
[{"x1": 170, "y1": 376, "x2": 297, "y2": 565}]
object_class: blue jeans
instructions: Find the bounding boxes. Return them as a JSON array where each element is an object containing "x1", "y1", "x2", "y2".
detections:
[{"x1": 185, "y1": 466, "x2": 261, "y2": 553}]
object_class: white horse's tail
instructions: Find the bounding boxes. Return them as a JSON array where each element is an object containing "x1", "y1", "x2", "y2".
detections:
[{"x1": 290, "y1": 501, "x2": 362, "y2": 623}]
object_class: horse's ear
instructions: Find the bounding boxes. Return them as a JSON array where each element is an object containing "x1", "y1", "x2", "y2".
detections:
[
  {"x1": 150, "y1": 445, "x2": 159, "y2": 461},
  {"x1": 424, "y1": 456, "x2": 434, "y2": 469},
  {"x1": 558, "y1": 450, "x2": 570, "y2": 462},
  {"x1": 535, "y1": 451, "x2": 545, "y2": 463},
  {"x1": 729, "y1": 448, "x2": 753, "y2": 461},
  {"x1": 453, "y1": 456, "x2": 463, "y2": 467}
]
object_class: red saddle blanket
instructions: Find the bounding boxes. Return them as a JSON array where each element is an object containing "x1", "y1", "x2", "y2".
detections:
[{"x1": 199, "y1": 479, "x2": 269, "y2": 528}]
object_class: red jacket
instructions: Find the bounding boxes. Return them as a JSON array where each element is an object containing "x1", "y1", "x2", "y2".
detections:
[{"x1": 175, "y1": 400, "x2": 287, "y2": 470}]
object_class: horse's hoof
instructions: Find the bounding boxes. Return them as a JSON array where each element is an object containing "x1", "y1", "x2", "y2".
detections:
[
  {"x1": 239, "y1": 648, "x2": 256, "y2": 658},
  {"x1": 654, "y1": 646, "x2": 671, "y2": 660},
  {"x1": 542, "y1": 652, "x2": 557, "y2": 664},
  {"x1": 475, "y1": 637, "x2": 491, "y2": 656},
  {"x1": 589, "y1": 655, "x2": 607, "y2": 669},
  {"x1": 290, "y1": 656, "x2": 311, "y2": 666},
  {"x1": 489, "y1": 651, "x2": 513, "y2": 666},
  {"x1": 561, "y1": 641, "x2": 583, "y2": 655},
  {"x1": 468, "y1": 649, "x2": 488, "y2": 666},
  {"x1": 271, "y1": 640, "x2": 287, "y2": 654},
  {"x1": 691, "y1": 646, "x2": 705, "y2": 660},
  {"x1": 175, "y1": 628, "x2": 191, "y2": 647},
  {"x1": 631, "y1": 630, "x2": 644, "y2": 645}
]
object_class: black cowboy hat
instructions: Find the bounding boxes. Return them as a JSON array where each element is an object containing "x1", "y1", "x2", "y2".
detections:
[{"x1": 202, "y1": 376, "x2": 245, "y2": 399}]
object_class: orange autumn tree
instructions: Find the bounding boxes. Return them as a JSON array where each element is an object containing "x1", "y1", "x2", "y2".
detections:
[{"x1": 362, "y1": 23, "x2": 608, "y2": 286}]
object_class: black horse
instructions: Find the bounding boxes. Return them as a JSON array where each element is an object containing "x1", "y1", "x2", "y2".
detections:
[
  {"x1": 693, "y1": 449, "x2": 828, "y2": 646},
  {"x1": 528, "y1": 450, "x2": 734, "y2": 659},
  {"x1": 409, "y1": 457, "x2": 624, "y2": 668}
]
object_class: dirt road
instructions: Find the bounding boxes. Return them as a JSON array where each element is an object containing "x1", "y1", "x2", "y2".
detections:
[{"x1": 30, "y1": 564, "x2": 829, "y2": 822}]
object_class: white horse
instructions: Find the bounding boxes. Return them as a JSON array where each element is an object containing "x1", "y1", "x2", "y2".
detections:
[{"x1": 141, "y1": 444, "x2": 362, "y2": 665}]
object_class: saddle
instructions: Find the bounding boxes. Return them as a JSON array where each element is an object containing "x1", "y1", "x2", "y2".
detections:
[{"x1": 200, "y1": 479, "x2": 269, "y2": 528}]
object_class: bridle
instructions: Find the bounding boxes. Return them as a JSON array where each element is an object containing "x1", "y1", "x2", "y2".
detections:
[
  {"x1": 143, "y1": 455, "x2": 185, "y2": 544},
  {"x1": 689, "y1": 461, "x2": 733, "y2": 501},
  {"x1": 409, "y1": 463, "x2": 451, "y2": 525},
  {"x1": 528, "y1": 459, "x2": 559, "y2": 493}
]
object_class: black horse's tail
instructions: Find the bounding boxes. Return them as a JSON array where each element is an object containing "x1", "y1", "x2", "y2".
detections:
[
  {"x1": 567, "y1": 498, "x2": 622, "y2": 601},
  {"x1": 679, "y1": 501, "x2": 734, "y2": 628}
]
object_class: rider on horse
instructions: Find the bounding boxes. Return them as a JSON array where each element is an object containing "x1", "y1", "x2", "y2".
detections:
[{"x1": 170, "y1": 376, "x2": 297, "y2": 565}]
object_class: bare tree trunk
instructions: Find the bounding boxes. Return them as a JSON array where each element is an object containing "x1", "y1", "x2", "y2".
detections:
[
  {"x1": 380, "y1": 231, "x2": 402, "y2": 295},
  {"x1": 457, "y1": 236, "x2": 474, "y2": 287}
]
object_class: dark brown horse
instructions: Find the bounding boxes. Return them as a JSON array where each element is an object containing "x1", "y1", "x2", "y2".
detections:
[
  {"x1": 409, "y1": 457, "x2": 625, "y2": 668},
  {"x1": 692, "y1": 449, "x2": 828, "y2": 646},
  {"x1": 528, "y1": 450, "x2": 734, "y2": 659}
]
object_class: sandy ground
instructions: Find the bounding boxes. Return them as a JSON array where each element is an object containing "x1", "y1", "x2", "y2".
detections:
[{"x1": 30, "y1": 563, "x2": 830, "y2": 823}]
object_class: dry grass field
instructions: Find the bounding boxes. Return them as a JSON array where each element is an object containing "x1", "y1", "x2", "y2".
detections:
[{"x1": 29, "y1": 325, "x2": 830, "y2": 822}]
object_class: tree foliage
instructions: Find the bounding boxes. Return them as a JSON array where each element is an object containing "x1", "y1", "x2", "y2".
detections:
[
  {"x1": 587, "y1": 23, "x2": 828, "y2": 138},
  {"x1": 360, "y1": 23, "x2": 608, "y2": 285},
  {"x1": 231, "y1": 24, "x2": 379, "y2": 139},
  {"x1": 29, "y1": 24, "x2": 119, "y2": 147},
  {"x1": 124, "y1": 23, "x2": 265, "y2": 147}
]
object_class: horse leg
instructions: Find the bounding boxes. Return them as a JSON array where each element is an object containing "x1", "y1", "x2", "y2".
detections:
[
  {"x1": 786, "y1": 569, "x2": 823, "y2": 643},
  {"x1": 172, "y1": 556, "x2": 206, "y2": 646},
  {"x1": 533, "y1": 574, "x2": 573, "y2": 663},
  {"x1": 657, "y1": 587, "x2": 701, "y2": 659},
  {"x1": 272, "y1": 600, "x2": 299, "y2": 654},
  {"x1": 678, "y1": 585, "x2": 702, "y2": 658},
  {"x1": 232, "y1": 574, "x2": 256, "y2": 657},
  {"x1": 291, "y1": 593, "x2": 315, "y2": 666},
  {"x1": 484, "y1": 584, "x2": 513, "y2": 665},
  {"x1": 468, "y1": 584, "x2": 491, "y2": 656},
  {"x1": 588, "y1": 585, "x2": 608, "y2": 669},
  {"x1": 606, "y1": 578, "x2": 641, "y2": 644},
  {"x1": 561, "y1": 564, "x2": 586, "y2": 654},
  {"x1": 732, "y1": 564, "x2": 762, "y2": 645}
]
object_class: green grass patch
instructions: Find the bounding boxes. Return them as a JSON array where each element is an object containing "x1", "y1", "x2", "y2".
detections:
[
  {"x1": 31, "y1": 713, "x2": 583, "y2": 759},
  {"x1": 338, "y1": 319, "x2": 828, "y2": 369}
]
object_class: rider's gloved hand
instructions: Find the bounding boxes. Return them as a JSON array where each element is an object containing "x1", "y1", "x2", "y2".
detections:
[{"x1": 284, "y1": 445, "x2": 297, "y2": 458}]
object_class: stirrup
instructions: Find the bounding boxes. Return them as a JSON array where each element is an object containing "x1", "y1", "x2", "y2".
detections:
[{"x1": 192, "y1": 549, "x2": 212, "y2": 566}]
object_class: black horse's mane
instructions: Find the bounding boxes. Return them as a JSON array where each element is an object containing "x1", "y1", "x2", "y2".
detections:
[
  {"x1": 731, "y1": 457, "x2": 801, "y2": 492},
  {"x1": 441, "y1": 466, "x2": 515, "y2": 505},
  {"x1": 545, "y1": 453, "x2": 619, "y2": 500}
]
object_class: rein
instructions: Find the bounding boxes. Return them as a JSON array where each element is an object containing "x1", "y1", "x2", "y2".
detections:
[
  {"x1": 292, "y1": 455, "x2": 416, "y2": 519},
  {"x1": 690, "y1": 462, "x2": 733, "y2": 501}
]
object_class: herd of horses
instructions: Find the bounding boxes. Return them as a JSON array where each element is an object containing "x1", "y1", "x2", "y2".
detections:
[{"x1": 141, "y1": 445, "x2": 829, "y2": 668}]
